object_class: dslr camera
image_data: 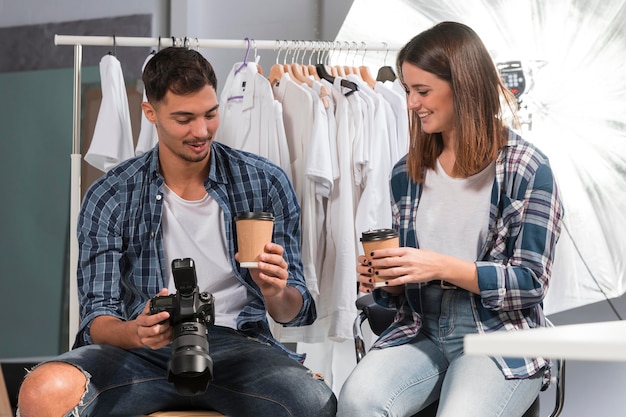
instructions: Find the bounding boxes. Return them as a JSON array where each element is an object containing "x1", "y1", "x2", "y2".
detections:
[{"x1": 150, "y1": 258, "x2": 215, "y2": 395}]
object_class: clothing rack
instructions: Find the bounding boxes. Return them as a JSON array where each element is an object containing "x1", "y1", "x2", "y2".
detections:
[{"x1": 53, "y1": 34, "x2": 401, "y2": 346}]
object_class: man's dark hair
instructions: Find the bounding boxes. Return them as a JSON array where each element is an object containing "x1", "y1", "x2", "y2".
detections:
[{"x1": 142, "y1": 47, "x2": 218, "y2": 103}]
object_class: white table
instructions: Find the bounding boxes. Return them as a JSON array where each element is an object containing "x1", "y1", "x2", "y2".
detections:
[{"x1": 464, "y1": 320, "x2": 626, "y2": 361}]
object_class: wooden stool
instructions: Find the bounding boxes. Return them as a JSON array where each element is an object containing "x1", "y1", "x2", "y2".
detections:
[
  {"x1": 0, "y1": 365, "x2": 13, "y2": 417},
  {"x1": 149, "y1": 412, "x2": 226, "y2": 416}
]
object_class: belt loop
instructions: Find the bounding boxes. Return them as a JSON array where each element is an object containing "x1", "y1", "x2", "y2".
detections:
[{"x1": 439, "y1": 280, "x2": 457, "y2": 290}]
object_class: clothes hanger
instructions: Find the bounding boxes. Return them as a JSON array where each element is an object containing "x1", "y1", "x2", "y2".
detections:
[
  {"x1": 234, "y1": 37, "x2": 251, "y2": 75},
  {"x1": 376, "y1": 66, "x2": 396, "y2": 83},
  {"x1": 108, "y1": 34, "x2": 117, "y2": 56},
  {"x1": 376, "y1": 42, "x2": 397, "y2": 83},
  {"x1": 227, "y1": 38, "x2": 253, "y2": 101},
  {"x1": 307, "y1": 41, "x2": 321, "y2": 81},
  {"x1": 315, "y1": 61, "x2": 358, "y2": 97},
  {"x1": 358, "y1": 42, "x2": 377, "y2": 89},
  {"x1": 268, "y1": 40, "x2": 286, "y2": 86},
  {"x1": 249, "y1": 39, "x2": 263, "y2": 75},
  {"x1": 344, "y1": 41, "x2": 360, "y2": 76},
  {"x1": 315, "y1": 41, "x2": 337, "y2": 77},
  {"x1": 296, "y1": 42, "x2": 313, "y2": 78},
  {"x1": 149, "y1": 36, "x2": 161, "y2": 55},
  {"x1": 289, "y1": 41, "x2": 311, "y2": 85},
  {"x1": 281, "y1": 41, "x2": 303, "y2": 85},
  {"x1": 333, "y1": 42, "x2": 347, "y2": 77}
]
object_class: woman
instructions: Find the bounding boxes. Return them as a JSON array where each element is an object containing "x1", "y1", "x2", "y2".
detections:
[{"x1": 337, "y1": 22, "x2": 563, "y2": 417}]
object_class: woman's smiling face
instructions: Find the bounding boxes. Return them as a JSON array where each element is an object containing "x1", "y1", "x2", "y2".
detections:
[{"x1": 402, "y1": 62, "x2": 456, "y2": 140}]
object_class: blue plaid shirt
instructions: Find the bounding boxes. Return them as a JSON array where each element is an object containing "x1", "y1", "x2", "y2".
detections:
[
  {"x1": 75, "y1": 142, "x2": 314, "y2": 362},
  {"x1": 373, "y1": 129, "x2": 563, "y2": 380}
]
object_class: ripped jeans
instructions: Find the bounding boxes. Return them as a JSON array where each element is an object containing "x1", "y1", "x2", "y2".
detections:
[{"x1": 20, "y1": 326, "x2": 336, "y2": 417}]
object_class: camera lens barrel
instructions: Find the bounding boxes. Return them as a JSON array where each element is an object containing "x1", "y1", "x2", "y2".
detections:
[{"x1": 168, "y1": 321, "x2": 213, "y2": 396}]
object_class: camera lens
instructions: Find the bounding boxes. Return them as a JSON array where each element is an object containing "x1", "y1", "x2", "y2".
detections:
[{"x1": 167, "y1": 321, "x2": 213, "y2": 396}]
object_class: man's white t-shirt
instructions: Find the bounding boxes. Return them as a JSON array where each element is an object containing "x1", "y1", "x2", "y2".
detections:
[{"x1": 161, "y1": 185, "x2": 254, "y2": 329}]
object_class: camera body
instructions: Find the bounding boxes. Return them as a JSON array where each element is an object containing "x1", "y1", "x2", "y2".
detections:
[{"x1": 150, "y1": 258, "x2": 215, "y2": 396}]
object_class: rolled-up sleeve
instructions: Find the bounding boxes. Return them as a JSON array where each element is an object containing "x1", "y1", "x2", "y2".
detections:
[
  {"x1": 478, "y1": 162, "x2": 563, "y2": 311},
  {"x1": 75, "y1": 176, "x2": 125, "y2": 346}
]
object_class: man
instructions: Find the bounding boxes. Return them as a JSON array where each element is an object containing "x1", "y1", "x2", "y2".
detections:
[{"x1": 18, "y1": 47, "x2": 337, "y2": 417}]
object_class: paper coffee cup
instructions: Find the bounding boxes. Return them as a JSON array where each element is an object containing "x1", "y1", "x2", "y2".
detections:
[
  {"x1": 361, "y1": 228, "x2": 399, "y2": 287},
  {"x1": 235, "y1": 212, "x2": 274, "y2": 268}
]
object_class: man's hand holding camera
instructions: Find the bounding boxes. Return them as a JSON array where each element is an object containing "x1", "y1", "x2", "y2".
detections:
[
  {"x1": 90, "y1": 289, "x2": 172, "y2": 351},
  {"x1": 236, "y1": 242, "x2": 304, "y2": 324},
  {"x1": 137, "y1": 288, "x2": 172, "y2": 350}
]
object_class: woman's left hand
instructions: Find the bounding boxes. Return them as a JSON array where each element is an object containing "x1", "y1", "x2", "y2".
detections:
[
  {"x1": 369, "y1": 247, "x2": 442, "y2": 286},
  {"x1": 371, "y1": 247, "x2": 479, "y2": 293}
]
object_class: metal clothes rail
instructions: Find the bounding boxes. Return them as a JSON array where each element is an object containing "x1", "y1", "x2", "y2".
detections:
[{"x1": 54, "y1": 34, "x2": 401, "y2": 51}]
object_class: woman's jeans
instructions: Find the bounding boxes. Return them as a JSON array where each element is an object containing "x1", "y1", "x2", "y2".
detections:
[
  {"x1": 337, "y1": 286, "x2": 543, "y2": 417},
  {"x1": 23, "y1": 326, "x2": 336, "y2": 417}
]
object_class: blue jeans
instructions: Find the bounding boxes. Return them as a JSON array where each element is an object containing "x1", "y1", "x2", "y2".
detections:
[
  {"x1": 337, "y1": 286, "x2": 543, "y2": 417},
  {"x1": 27, "y1": 326, "x2": 336, "y2": 417}
]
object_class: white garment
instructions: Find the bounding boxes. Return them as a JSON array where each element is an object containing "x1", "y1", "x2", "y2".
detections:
[
  {"x1": 375, "y1": 80, "x2": 409, "y2": 164},
  {"x1": 296, "y1": 75, "x2": 399, "y2": 390},
  {"x1": 375, "y1": 86, "x2": 400, "y2": 169},
  {"x1": 272, "y1": 73, "x2": 314, "y2": 201},
  {"x1": 135, "y1": 53, "x2": 159, "y2": 156},
  {"x1": 277, "y1": 79, "x2": 335, "y2": 344},
  {"x1": 161, "y1": 185, "x2": 253, "y2": 329},
  {"x1": 347, "y1": 74, "x2": 393, "y2": 240},
  {"x1": 318, "y1": 80, "x2": 360, "y2": 341},
  {"x1": 299, "y1": 82, "x2": 328, "y2": 297},
  {"x1": 308, "y1": 80, "x2": 338, "y2": 284},
  {"x1": 217, "y1": 62, "x2": 291, "y2": 178},
  {"x1": 272, "y1": 73, "x2": 319, "y2": 318},
  {"x1": 85, "y1": 54, "x2": 134, "y2": 172},
  {"x1": 416, "y1": 159, "x2": 495, "y2": 261},
  {"x1": 305, "y1": 80, "x2": 337, "y2": 198},
  {"x1": 272, "y1": 100, "x2": 293, "y2": 183}
]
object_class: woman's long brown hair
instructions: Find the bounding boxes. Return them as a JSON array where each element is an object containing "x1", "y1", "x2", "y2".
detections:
[{"x1": 397, "y1": 21, "x2": 518, "y2": 182}]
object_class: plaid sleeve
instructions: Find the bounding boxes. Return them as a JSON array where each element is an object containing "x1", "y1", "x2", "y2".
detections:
[
  {"x1": 478, "y1": 146, "x2": 563, "y2": 312},
  {"x1": 75, "y1": 174, "x2": 126, "y2": 345}
]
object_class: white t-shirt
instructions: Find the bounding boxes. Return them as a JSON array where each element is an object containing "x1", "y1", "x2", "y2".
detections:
[
  {"x1": 85, "y1": 54, "x2": 134, "y2": 172},
  {"x1": 135, "y1": 53, "x2": 159, "y2": 156},
  {"x1": 416, "y1": 159, "x2": 496, "y2": 261},
  {"x1": 375, "y1": 80, "x2": 409, "y2": 164},
  {"x1": 161, "y1": 185, "x2": 253, "y2": 329}
]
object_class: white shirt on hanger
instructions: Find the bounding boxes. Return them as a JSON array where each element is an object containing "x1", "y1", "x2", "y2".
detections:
[
  {"x1": 376, "y1": 79, "x2": 410, "y2": 163},
  {"x1": 271, "y1": 73, "x2": 320, "y2": 335},
  {"x1": 272, "y1": 100, "x2": 292, "y2": 183},
  {"x1": 347, "y1": 74, "x2": 393, "y2": 238},
  {"x1": 85, "y1": 54, "x2": 134, "y2": 172},
  {"x1": 217, "y1": 61, "x2": 291, "y2": 177},
  {"x1": 276, "y1": 78, "x2": 332, "y2": 344},
  {"x1": 135, "y1": 52, "x2": 159, "y2": 156},
  {"x1": 372, "y1": 83, "x2": 400, "y2": 166},
  {"x1": 308, "y1": 80, "x2": 339, "y2": 283},
  {"x1": 313, "y1": 78, "x2": 361, "y2": 342}
]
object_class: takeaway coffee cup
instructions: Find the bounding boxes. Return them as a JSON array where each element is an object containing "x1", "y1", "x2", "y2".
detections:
[
  {"x1": 235, "y1": 212, "x2": 275, "y2": 268},
  {"x1": 360, "y1": 228, "x2": 399, "y2": 287}
]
